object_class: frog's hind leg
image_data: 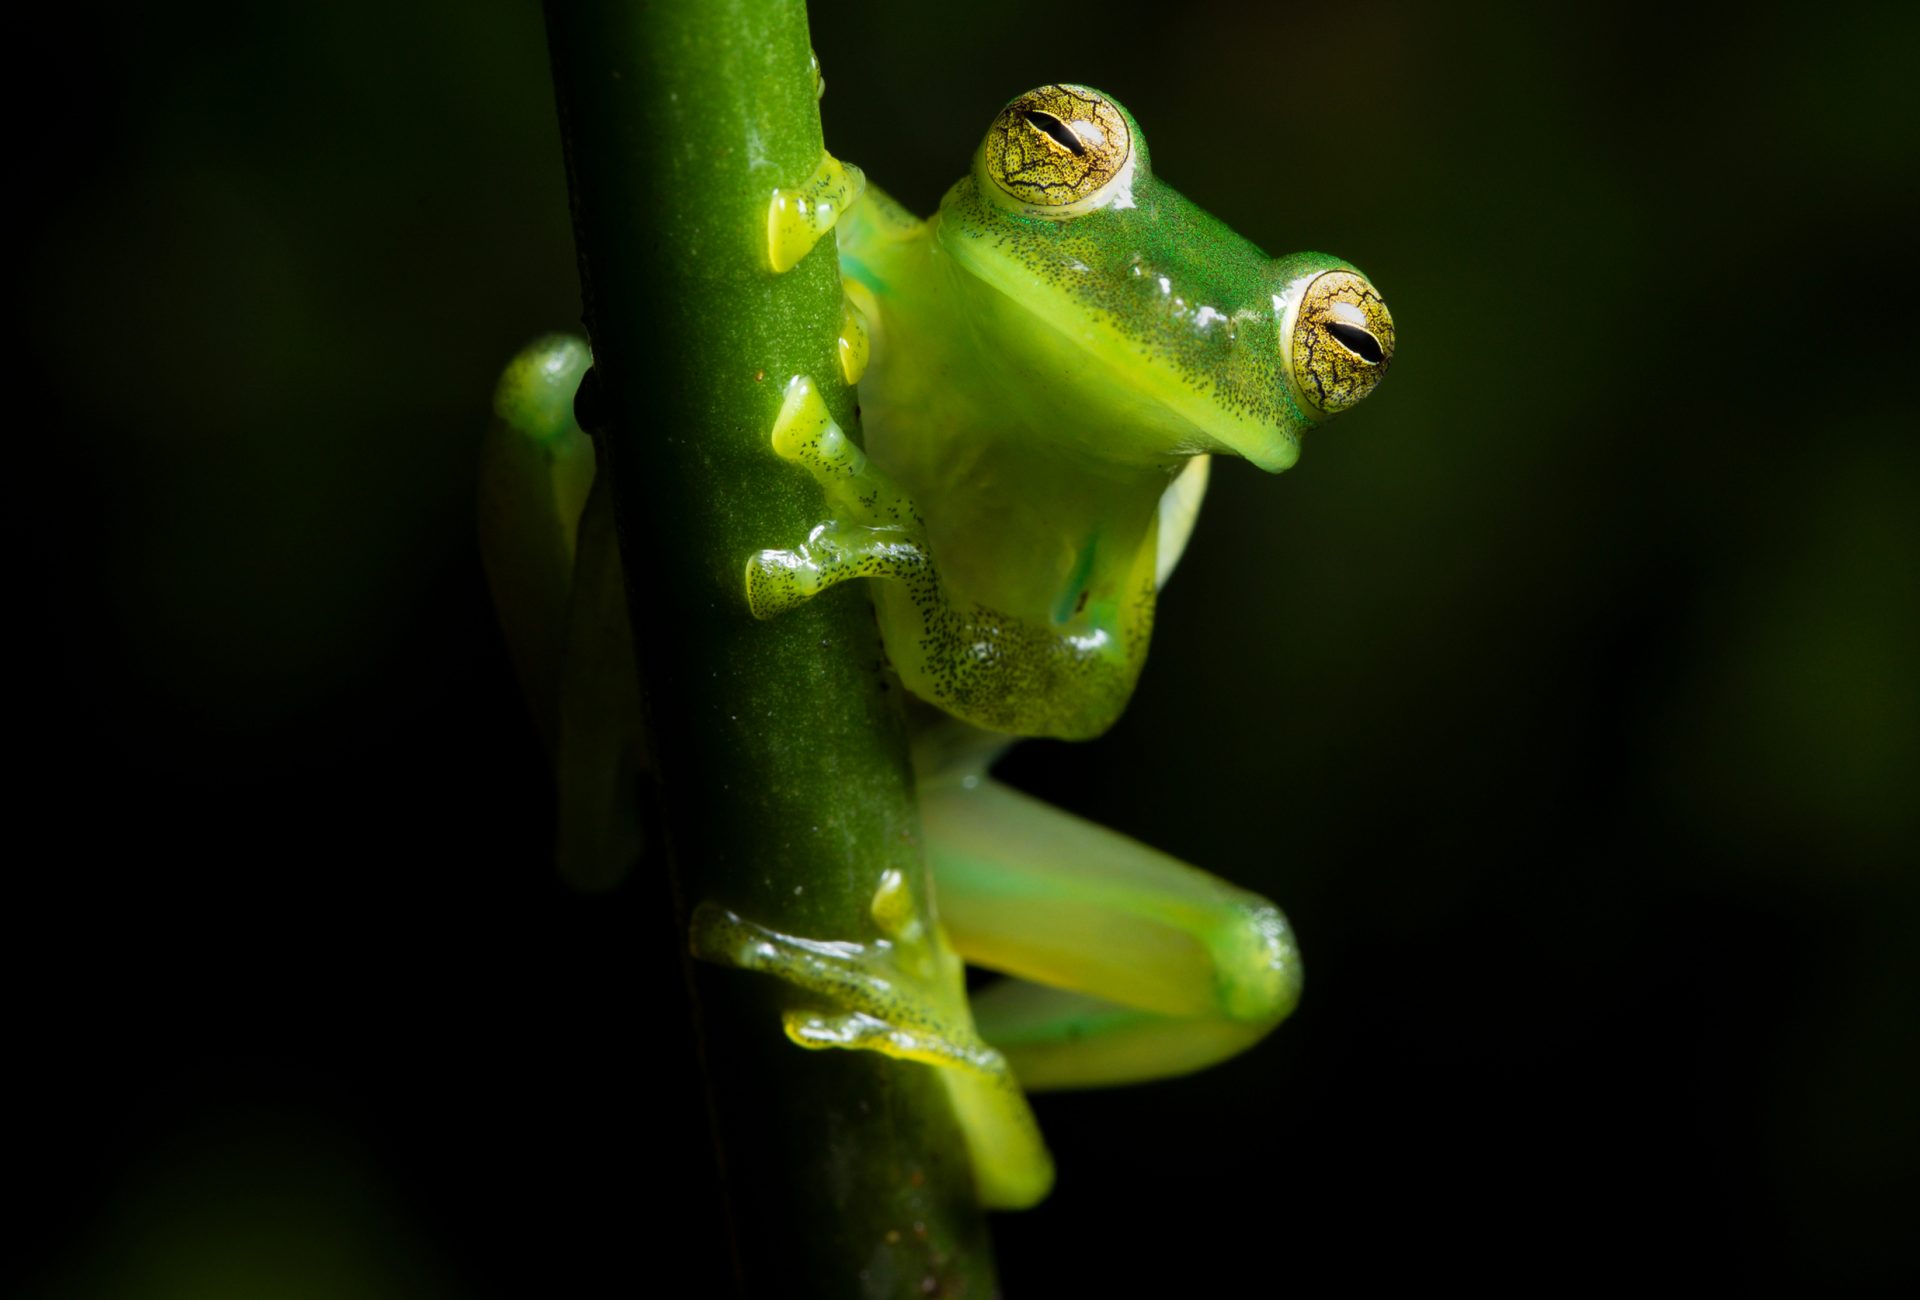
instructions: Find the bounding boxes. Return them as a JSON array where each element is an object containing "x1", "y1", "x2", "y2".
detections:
[
  {"x1": 920, "y1": 774, "x2": 1303, "y2": 1090},
  {"x1": 479, "y1": 335, "x2": 645, "y2": 892}
]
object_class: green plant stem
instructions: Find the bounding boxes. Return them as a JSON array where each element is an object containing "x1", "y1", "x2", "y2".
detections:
[{"x1": 540, "y1": 2, "x2": 999, "y2": 1294}]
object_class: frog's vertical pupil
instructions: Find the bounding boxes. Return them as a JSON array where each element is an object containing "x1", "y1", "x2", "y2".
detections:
[
  {"x1": 1326, "y1": 321, "x2": 1385, "y2": 364},
  {"x1": 1021, "y1": 110, "x2": 1086, "y2": 156}
]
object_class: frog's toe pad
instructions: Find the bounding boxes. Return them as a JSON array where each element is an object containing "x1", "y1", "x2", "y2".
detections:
[
  {"x1": 744, "y1": 547, "x2": 819, "y2": 620},
  {"x1": 689, "y1": 901, "x2": 1004, "y2": 1080},
  {"x1": 767, "y1": 154, "x2": 866, "y2": 273},
  {"x1": 784, "y1": 1008, "x2": 1010, "y2": 1078}
]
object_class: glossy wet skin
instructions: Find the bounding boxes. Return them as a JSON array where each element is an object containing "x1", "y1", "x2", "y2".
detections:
[
  {"x1": 722, "y1": 82, "x2": 1393, "y2": 1208},
  {"x1": 487, "y1": 82, "x2": 1394, "y2": 1211},
  {"x1": 937, "y1": 88, "x2": 1393, "y2": 472},
  {"x1": 837, "y1": 83, "x2": 1394, "y2": 738}
]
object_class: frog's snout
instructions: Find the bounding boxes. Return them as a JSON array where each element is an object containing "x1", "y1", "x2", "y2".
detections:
[{"x1": 1283, "y1": 270, "x2": 1395, "y2": 418}]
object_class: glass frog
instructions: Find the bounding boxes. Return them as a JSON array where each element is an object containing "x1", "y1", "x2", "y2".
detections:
[{"x1": 481, "y1": 83, "x2": 1393, "y2": 1210}]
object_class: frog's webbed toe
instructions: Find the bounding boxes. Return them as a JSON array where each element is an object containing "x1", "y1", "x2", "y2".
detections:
[
  {"x1": 689, "y1": 869, "x2": 995, "y2": 1074},
  {"x1": 690, "y1": 869, "x2": 1053, "y2": 1208}
]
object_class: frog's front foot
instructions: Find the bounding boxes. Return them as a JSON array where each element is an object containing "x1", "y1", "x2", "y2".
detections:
[
  {"x1": 743, "y1": 374, "x2": 930, "y2": 620},
  {"x1": 766, "y1": 151, "x2": 865, "y2": 273},
  {"x1": 691, "y1": 869, "x2": 1053, "y2": 1209}
]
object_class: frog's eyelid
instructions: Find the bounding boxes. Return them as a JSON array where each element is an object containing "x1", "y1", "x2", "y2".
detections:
[{"x1": 1020, "y1": 109, "x2": 1087, "y2": 157}]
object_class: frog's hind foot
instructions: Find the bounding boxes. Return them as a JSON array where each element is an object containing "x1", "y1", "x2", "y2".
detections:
[
  {"x1": 688, "y1": 868, "x2": 997, "y2": 1076},
  {"x1": 744, "y1": 374, "x2": 929, "y2": 619},
  {"x1": 689, "y1": 868, "x2": 1054, "y2": 1208}
]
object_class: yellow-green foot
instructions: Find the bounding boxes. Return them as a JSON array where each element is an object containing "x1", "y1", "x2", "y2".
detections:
[
  {"x1": 690, "y1": 869, "x2": 1054, "y2": 1208},
  {"x1": 767, "y1": 151, "x2": 865, "y2": 273},
  {"x1": 742, "y1": 375, "x2": 928, "y2": 620}
]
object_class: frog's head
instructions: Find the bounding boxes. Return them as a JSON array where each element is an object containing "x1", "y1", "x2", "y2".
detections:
[{"x1": 939, "y1": 84, "x2": 1394, "y2": 471}]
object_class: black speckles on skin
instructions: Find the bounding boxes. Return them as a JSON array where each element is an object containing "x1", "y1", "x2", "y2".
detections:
[
  {"x1": 751, "y1": 366, "x2": 1150, "y2": 736},
  {"x1": 748, "y1": 380, "x2": 933, "y2": 620},
  {"x1": 880, "y1": 560, "x2": 1156, "y2": 741},
  {"x1": 747, "y1": 527, "x2": 928, "y2": 619},
  {"x1": 946, "y1": 175, "x2": 1303, "y2": 438}
]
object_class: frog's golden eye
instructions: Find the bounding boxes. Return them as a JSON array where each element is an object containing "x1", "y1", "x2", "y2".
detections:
[
  {"x1": 1283, "y1": 271, "x2": 1396, "y2": 417},
  {"x1": 980, "y1": 84, "x2": 1135, "y2": 218}
]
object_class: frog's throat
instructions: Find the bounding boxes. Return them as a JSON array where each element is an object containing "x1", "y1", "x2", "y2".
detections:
[{"x1": 935, "y1": 225, "x2": 1301, "y2": 474}]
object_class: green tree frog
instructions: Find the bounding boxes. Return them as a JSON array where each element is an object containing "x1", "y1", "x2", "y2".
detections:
[{"x1": 482, "y1": 83, "x2": 1393, "y2": 1211}]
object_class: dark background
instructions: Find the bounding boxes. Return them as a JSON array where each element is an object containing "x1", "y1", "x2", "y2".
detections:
[{"x1": 16, "y1": 0, "x2": 1917, "y2": 1294}]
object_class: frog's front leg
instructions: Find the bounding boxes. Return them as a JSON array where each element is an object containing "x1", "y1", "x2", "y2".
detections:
[
  {"x1": 691, "y1": 870, "x2": 1054, "y2": 1210},
  {"x1": 749, "y1": 150, "x2": 927, "y2": 619},
  {"x1": 916, "y1": 727, "x2": 1303, "y2": 1090},
  {"x1": 743, "y1": 374, "x2": 930, "y2": 619}
]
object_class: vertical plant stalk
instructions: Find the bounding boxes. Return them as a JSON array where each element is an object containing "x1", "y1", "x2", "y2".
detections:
[{"x1": 541, "y1": 2, "x2": 1000, "y2": 1295}]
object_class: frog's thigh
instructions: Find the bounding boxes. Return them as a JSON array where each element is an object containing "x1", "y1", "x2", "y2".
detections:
[{"x1": 922, "y1": 778, "x2": 1302, "y2": 1090}]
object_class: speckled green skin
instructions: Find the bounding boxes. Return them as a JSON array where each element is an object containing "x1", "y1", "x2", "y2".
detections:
[
  {"x1": 835, "y1": 124, "x2": 1355, "y2": 739},
  {"x1": 489, "y1": 86, "x2": 1379, "y2": 1214}
]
